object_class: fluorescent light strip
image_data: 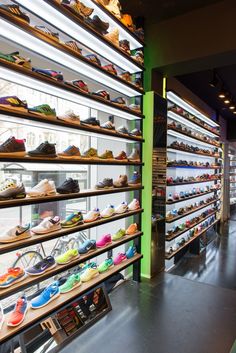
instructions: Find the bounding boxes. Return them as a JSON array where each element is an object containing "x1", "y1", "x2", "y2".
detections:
[
  {"x1": 15, "y1": 0, "x2": 141, "y2": 73},
  {"x1": 167, "y1": 148, "x2": 217, "y2": 159},
  {"x1": 167, "y1": 129, "x2": 217, "y2": 149},
  {"x1": 168, "y1": 111, "x2": 218, "y2": 138},
  {"x1": 0, "y1": 20, "x2": 140, "y2": 98},
  {"x1": 0, "y1": 66, "x2": 141, "y2": 121},
  {"x1": 167, "y1": 91, "x2": 219, "y2": 128}
]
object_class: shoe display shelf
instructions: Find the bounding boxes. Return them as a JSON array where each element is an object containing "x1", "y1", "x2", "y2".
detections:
[
  {"x1": 0, "y1": 0, "x2": 144, "y2": 344},
  {"x1": 229, "y1": 149, "x2": 236, "y2": 206}
]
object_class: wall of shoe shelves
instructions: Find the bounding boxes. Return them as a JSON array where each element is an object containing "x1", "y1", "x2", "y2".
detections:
[
  {"x1": 229, "y1": 148, "x2": 236, "y2": 205},
  {"x1": 0, "y1": 0, "x2": 144, "y2": 344}
]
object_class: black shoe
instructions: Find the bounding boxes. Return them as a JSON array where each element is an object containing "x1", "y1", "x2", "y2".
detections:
[
  {"x1": 0, "y1": 4, "x2": 30, "y2": 23},
  {"x1": 28, "y1": 141, "x2": 56, "y2": 158},
  {"x1": 86, "y1": 15, "x2": 109, "y2": 35},
  {"x1": 81, "y1": 117, "x2": 100, "y2": 127},
  {"x1": 56, "y1": 178, "x2": 80, "y2": 194}
]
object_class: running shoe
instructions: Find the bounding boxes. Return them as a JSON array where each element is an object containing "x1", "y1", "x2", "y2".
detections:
[
  {"x1": 131, "y1": 50, "x2": 144, "y2": 65},
  {"x1": 56, "y1": 178, "x2": 80, "y2": 194},
  {"x1": 0, "y1": 51, "x2": 31, "y2": 69},
  {"x1": 0, "y1": 4, "x2": 29, "y2": 23},
  {"x1": 98, "y1": 258, "x2": 114, "y2": 273},
  {"x1": 7, "y1": 295, "x2": 28, "y2": 327},
  {"x1": 85, "y1": 54, "x2": 101, "y2": 66},
  {"x1": 120, "y1": 14, "x2": 134, "y2": 30},
  {"x1": 129, "y1": 104, "x2": 141, "y2": 113},
  {"x1": 78, "y1": 239, "x2": 96, "y2": 254},
  {"x1": 115, "y1": 151, "x2": 128, "y2": 161},
  {"x1": 96, "y1": 234, "x2": 112, "y2": 248},
  {"x1": 62, "y1": 0, "x2": 94, "y2": 18},
  {"x1": 27, "y1": 179, "x2": 56, "y2": 197},
  {"x1": 0, "y1": 267, "x2": 25, "y2": 288},
  {"x1": 57, "y1": 110, "x2": 80, "y2": 125},
  {"x1": 0, "y1": 303, "x2": 4, "y2": 330},
  {"x1": 92, "y1": 90, "x2": 110, "y2": 100},
  {"x1": 126, "y1": 223, "x2": 138, "y2": 235},
  {"x1": 119, "y1": 40, "x2": 131, "y2": 55},
  {"x1": 56, "y1": 249, "x2": 79, "y2": 265},
  {"x1": 61, "y1": 212, "x2": 83, "y2": 228},
  {"x1": 128, "y1": 148, "x2": 140, "y2": 162},
  {"x1": 119, "y1": 71, "x2": 131, "y2": 83},
  {"x1": 115, "y1": 202, "x2": 128, "y2": 214},
  {"x1": 59, "y1": 274, "x2": 81, "y2": 294},
  {"x1": 83, "y1": 208, "x2": 100, "y2": 222},
  {"x1": 81, "y1": 117, "x2": 100, "y2": 127},
  {"x1": 128, "y1": 171, "x2": 141, "y2": 185},
  {"x1": 28, "y1": 104, "x2": 56, "y2": 118},
  {"x1": 80, "y1": 265, "x2": 99, "y2": 282},
  {"x1": 26, "y1": 256, "x2": 56, "y2": 276},
  {"x1": 112, "y1": 97, "x2": 126, "y2": 106},
  {"x1": 126, "y1": 245, "x2": 136, "y2": 259},
  {"x1": 65, "y1": 80, "x2": 89, "y2": 93},
  {"x1": 135, "y1": 27, "x2": 144, "y2": 41},
  {"x1": 105, "y1": 0, "x2": 121, "y2": 18},
  {"x1": 114, "y1": 253, "x2": 127, "y2": 265},
  {"x1": 32, "y1": 68, "x2": 64, "y2": 81},
  {"x1": 86, "y1": 15, "x2": 109, "y2": 35},
  {"x1": 31, "y1": 216, "x2": 61, "y2": 235},
  {"x1": 0, "y1": 179, "x2": 26, "y2": 200},
  {"x1": 102, "y1": 64, "x2": 117, "y2": 75},
  {"x1": 81, "y1": 147, "x2": 98, "y2": 159},
  {"x1": 27, "y1": 141, "x2": 57, "y2": 158},
  {"x1": 64, "y1": 40, "x2": 82, "y2": 54},
  {"x1": 0, "y1": 137, "x2": 26, "y2": 156},
  {"x1": 58, "y1": 145, "x2": 81, "y2": 159},
  {"x1": 100, "y1": 121, "x2": 115, "y2": 130},
  {"x1": 116, "y1": 126, "x2": 129, "y2": 135},
  {"x1": 0, "y1": 224, "x2": 31, "y2": 243},
  {"x1": 95, "y1": 178, "x2": 113, "y2": 189},
  {"x1": 130, "y1": 128, "x2": 142, "y2": 138},
  {"x1": 128, "y1": 199, "x2": 140, "y2": 210},
  {"x1": 101, "y1": 204, "x2": 115, "y2": 218},
  {"x1": 113, "y1": 175, "x2": 128, "y2": 188},
  {"x1": 35, "y1": 26, "x2": 59, "y2": 41},
  {"x1": 31, "y1": 281, "x2": 60, "y2": 309},
  {"x1": 99, "y1": 150, "x2": 114, "y2": 160},
  {"x1": 104, "y1": 28, "x2": 119, "y2": 46},
  {"x1": 0, "y1": 96, "x2": 26, "y2": 111},
  {"x1": 112, "y1": 228, "x2": 126, "y2": 241}
]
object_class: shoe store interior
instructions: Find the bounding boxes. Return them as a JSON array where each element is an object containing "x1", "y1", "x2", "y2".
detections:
[{"x1": 0, "y1": 0, "x2": 236, "y2": 353}]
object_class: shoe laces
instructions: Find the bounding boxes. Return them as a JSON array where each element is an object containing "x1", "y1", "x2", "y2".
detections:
[{"x1": 0, "y1": 179, "x2": 15, "y2": 191}]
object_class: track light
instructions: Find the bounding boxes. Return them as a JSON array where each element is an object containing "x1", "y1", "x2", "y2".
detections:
[
  {"x1": 233, "y1": 111, "x2": 236, "y2": 115},
  {"x1": 218, "y1": 87, "x2": 227, "y2": 99},
  {"x1": 224, "y1": 95, "x2": 231, "y2": 104},
  {"x1": 230, "y1": 103, "x2": 236, "y2": 110},
  {"x1": 209, "y1": 71, "x2": 219, "y2": 88}
]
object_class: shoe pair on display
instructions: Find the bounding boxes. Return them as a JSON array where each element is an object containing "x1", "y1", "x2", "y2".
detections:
[
  {"x1": 169, "y1": 141, "x2": 219, "y2": 157},
  {"x1": 95, "y1": 171, "x2": 141, "y2": 189},
  {"x1": 167, "y1": 159, "x2": 221, "y2": 169},
  {"x1": 167, "y1": 174, "x2": 221, "y2": 185}
]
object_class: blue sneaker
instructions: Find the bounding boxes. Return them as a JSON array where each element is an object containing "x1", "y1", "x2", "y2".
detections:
[
  {"x1": 78, "y1": 239, "x2": 96, "y2": 254},
  {"x1": 31, "y1": 281, "x2": 60, "y2": 309},
  {"x1": 179, "y1": 191, "x2": 185, "y2": 198},
  {"x1": 128, "y1": 171, "x2": 141, "y2": 185},
  {"x1": 26, "y1": 256, "x2": 56, "y2": 276},
  {"x1": 126, "y1": 245, "x2": 137, "y2": 259},
  {"x1": 32, "y1": 68, "x2": 64, "y2": 82}
]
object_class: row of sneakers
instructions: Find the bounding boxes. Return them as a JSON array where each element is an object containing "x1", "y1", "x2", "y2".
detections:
[
  {"x1": 166, "y1": 215, "x2": 216, "y2": 255},
  {"x1": 168, "y1": 120, "x2": 220, "y2": 147},
  {"x1": 0, "y1": 137, "x2": 141, "y2": 162},
  {"x1": 0, "y1": 245, "x2": 137, "y2": 328},
  {"x1": 167, "y1": 184, "x2": 221, "y2": 202},
  {"x1": 166, "y1": 196, "x2": 218, "y2": 221},
  {"x1": 167, "y1": 174, "x2": 221, "y2": 185},
  {"x1": 168, "y1": 103, "x2": 220, "y2": 135},
  {"x1": 167, "y1": 159, "x2": 221, "y2": 169},
  {"x1": 166, "y1": 209, "x2": 217, "y2": 238},
  {"x1": 169, "y1": 141, "x2": 219, "y2": 157}
]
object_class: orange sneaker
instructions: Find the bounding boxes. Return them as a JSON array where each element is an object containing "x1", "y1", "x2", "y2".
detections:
[{"x1": 126, "y1": 223, "x2": 138, "y2": 235}]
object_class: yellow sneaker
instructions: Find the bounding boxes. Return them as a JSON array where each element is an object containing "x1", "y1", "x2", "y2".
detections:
[{"x1": 80, "y1": 266, "x2": 99, "y2": 282}]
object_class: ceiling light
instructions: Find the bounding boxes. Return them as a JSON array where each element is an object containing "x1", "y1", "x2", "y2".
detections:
[
  {"x1": 209, "y1": 71, "x2": 219, "y2": 88},
  {"x1": 224, "y1": 96, "x2": 231, "y2": 104},
  {"x1": 218, "y1": 87, "x2": 227, "y2": 99},
  {"x1": 233, "y1": 111, "x2": 236, "y2": 115},
  {"x1": 229, "y1": 103, "x2": 236, "y2": 110}
]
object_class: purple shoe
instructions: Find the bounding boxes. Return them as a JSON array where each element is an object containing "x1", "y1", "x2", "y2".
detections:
[
  {"x1": 25, "y1": 256, "x2": 56, "y2": 276},
  {"x1": 0, "y1": 96, "x2": 27, "y2": 111},
  {"x1": 96, "y1": 234, "x2": 112, "y2": 248},
  {"x1": 32, "y1": 68, "x2": 64, "y2": 82}
]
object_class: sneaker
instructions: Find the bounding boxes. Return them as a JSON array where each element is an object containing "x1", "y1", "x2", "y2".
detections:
[
  {"x1": 101, "y1": 121, "x2": 115, "y2": 130},
  {"x1": 56, "y1": 178, "x2": 80, "y2": 194},
  {"x1": 99, "y1": 150, "x2": 114, "y2": 159},
  {"x1": 134, "y1": 77, "x2": 143, "y2": 88},
  {"x1": 62, "y1": 0, "x2": 94, "y2": 18},
  {"x1": 85, "y1": 54, "x2": 101, "y2": 66},
  {"x1": 58, "y1": 145, "x2": 81, "y2": 159},
  {"x1": 167, "y1": 193, "x2": 173, "y2": 202},
  {"x1": 0, "y1": 4, "x2": 29, "y2": 23},
  {"x1": 114, "y1": 253, "x2": 127, "y2": 265},
  {"x1": 128, "y1": 171, "x2": 141, "y2": 185},
  {"x1": 113, "y1": 175, "x2": 128, "y2": 188},
  {"x1": 26, "y1": 256, "x2": 56, "y2": 276},
  {"x1": 92, "y1": 90, "x2": 110, "y2": 100},
  {"x1": 128, "y1": 148, "x2": 140, "y2": 162},
  {"x1": 81, "y1": 117, "x2": 100, "y2": 127},
  {"x1": 84, "y1": 208, "x2": 100, "y2": 222},
  {"x1": 112, "y1": 97, "x2": 126, "y2": 106},
  {"x1": 95, "y1": 178, "x2": 113, "y2": 189},
  {"x1": 128, "y1": 199, "x2": 140, "y2": 210},
  {"x1": 119, "y1": 40, "x2": 131, "y2": 55},
  {"x1": 104, "y1": 28, "x2": 119, "y2": 46},
  {"x1": 59, "y1": 274, "x2": 81, "y2": 294},
  {"x1": 0, "y1": 179, "x2": 26, "y2": 200},
  {"x1": 101, "y1": 204, "x2": 115, "y2": 218},
  {"x1": 35, "y1": 26, "x2": 59, "y2": 42},
  {"x1": 112, "y1": 228, "x2": 126, "y2": 241},
  {"x1": 121, "y1": 14, "x2": 134, "y2": 30},
  {"x1": 98, "y1": 258, "x2": 114, "y2": 273},
  {"x1": 102, "y1": 64, "x2": 117, "y2": 75},
  {"x1": 126, "y1": 245, "x2": 136, "y2": 259},
  {"x1": 105, "y1": 0, "x2": 121, "y2": 18},
  {"x1": 86, "y1": 15, "x2": 109, "y2": 35},
  {"x1": 28, "y1": 141, "x2": 57, "y2": 158},
  {"x1": 130, "y1": 128, "x2": 142, "y2": 138},
  {"x1": 64, "y1": 41, "x2": 82, "y2": 54},
  {"x1": 0, "y1": 224, "x2": 31, "y2": 243},
  {"x1": 31, "y1": 216, "x2": 61, "y2": 235},
  {"x1": 115, "y1": 202, "x2": 128, "y2": 214},
  {"x1": 79, "y1": 239, "x2": 96, "y2": 254},
  {"x1": 0, "y1": 96, "x2": 27, "y2": 111},
  {"x1": 7, "y1": 295, "x2": 28, "y2": 327},
  {"x1": 119, "y1": 71, "x2": 132, "y2": 83},
  {"x1": 129, "y1": 104, "x2": 141, "y2": 113},
  {"x1": 0, "y1": 303, "x2": 4, "y2": 330},
  {"x1": 56, "y1": 249, "x2": 79, "y2": 265},
  {"x1": 27, "y1": 179, "x2": 56, "y2": 197},
  {"x1": 0, "y1": 137, "x2": 26, "y2": 156},
  {"x1": 115, "y1": 151, "x2": 128, "y2": 161},
  {"x1": 32, "y1": 68, "x2": 63, "y2": 81},
  {"x1": 31, "y1": 281, "x2": 60, "y2": 309},
  {"x1": 0, "y1": 267, "x2": 25, "y2": 288},
  {"x1": 65, "y1": 80, "x2": 89, "y2": 93},
  {"x1": 135, "y1": 27, "x2": 144, "y2": 41},
  {"x1": 80, "y1": 265, "x2": 99, "y2": 282},
  {"x1": 0, "y1": 51, "x2": 31, "y2": 69},
  {"x1": 96, "y1": 234, "x2": 112, "y2": 248},
  {"x1": 57, "y1": 110, "x2": 80, "y2": 125},
  {"x1": 82, "y1": 147, "x2": 98, "y2": 159},
  {"x1": 126, "y1": 223, "x2": 138, "y2": 235},
  {"x1": 28, "y1": 104, "x2": 56, "y2": 118},
  {"x1": 116, "y1": 125, "x2": 129, "y2": 135},
  {"x1": 61, "y1": 212, "x2": 83, "y2": 228},
  {"x1": 132, "y1": 50, "x2": 144, "y2": 65}
]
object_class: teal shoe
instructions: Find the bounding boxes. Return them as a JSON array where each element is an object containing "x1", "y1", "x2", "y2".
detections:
[{"x1": 98, "y1": 258, "x2": 114, "y2": 273}]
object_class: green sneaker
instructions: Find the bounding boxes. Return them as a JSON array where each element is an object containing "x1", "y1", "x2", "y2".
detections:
[
  {"x1": 61, "y1": 212, "x2": 83, "y2": 228},
  {"x1": 28, "y1": 104, "x2": 56, "y2": 118},
  {"x1": 99, "y1": 150, "x2": 114, "y2": 160},
  {"x1": 56, "y1": 249, "x2": 79, "y2": 265},
  {"x1": 82, "y1": 147, "x2": 98, "y2": 159},
  {"x1": 112, "y1": 228, "x2": 126, "y2": 241},
  {"x1": 0, "y1": 51, "x2": 31, "y2": 69},
  {"x1": 98, "y1": 258, "x2": 114, "y2": 273},
  {"x1": 59, "y1": 273, "x2": 81, "y2": 293}
]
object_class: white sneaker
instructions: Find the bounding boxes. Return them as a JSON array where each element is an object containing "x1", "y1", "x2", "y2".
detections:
[
  {"x1": 57, "y1": 110, "x2": 80, "y2": 125},
  {"x1": 84, "y1": 208, "x2": 100, "y2": 223},
  {"x1": 101, "y1": 204, "x2": 115, "y2": 218},
  {"x1": 128, "y1": 199, "x2": 140, "y2": 211},
  {"x1": 0, "y1": 224, "x2": 31, "y2": 243},
  {"x1": 105, "y1": 0, "x2": 121, "y2": 18},
  {"x1": 31, "y1": 216, "x2": 61, "y2": 234},
  {"x1": 27, "y1": 179, "x2": 56, "y2": 197},
  {"x1": 0, "y1": 303, "x2": 4, "y2": 330},
  {"x1": 115, "y1": 202, "x2": 128, "y2": 214}
]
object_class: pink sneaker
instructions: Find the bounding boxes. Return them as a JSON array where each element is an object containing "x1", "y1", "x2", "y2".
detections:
[
  {"x1": 114, "y1": 253, "x2": 127, "y2": 265},
  {"x1": 96, "y1": 234, "x2": 112, "y2": 248}
]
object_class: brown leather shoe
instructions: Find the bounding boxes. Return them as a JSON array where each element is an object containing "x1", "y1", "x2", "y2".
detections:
[{"x1": 113, "y1": 175, "x2": 128, "y2": 188}]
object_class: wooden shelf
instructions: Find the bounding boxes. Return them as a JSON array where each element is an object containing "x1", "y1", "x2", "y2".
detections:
[
  {"x1": 166, "y1": 189, "x2": 217, "y2": 205},
  {"x1": 0, "y1": 185, "x2": 143, "y2": 210},
  {"x1": 165, "y1": 219, "x2": 219, "y2": 259},
  {"x1": 167, "y1": 177, "x2": 221, "y2": 187},
  {"x1": 167, "y1": 165, "x2": 221, "y2": 170},
  {"x1": 167, "y1": 147, "x2": 220, "y2": 159},
  {"x1": 167, "y1": 127, "x2": 220, "y2": 148},
  {"x1": 0, "y1": 209, "x2": 143, "y2": 255},
  {"x1": 0, "y1": 253, "x2": 142, "y2": 343},
  {"x1": 0, "y1": 232, "x2": 143, "y2": 300}
]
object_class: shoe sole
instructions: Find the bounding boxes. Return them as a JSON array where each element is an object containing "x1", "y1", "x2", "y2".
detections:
[
  {"x1": 0, "y1": 273, "x2": 27, "y2": 288},
  {"x1": 27, "y1": 191, "x2": 57, "y2": 197},
  {"x1": 56, "y1": 190, "x2": 80, "y2": 194},
  {"x1": 84, "y1": 218, "x2": 100, "y2": 223},
  {"x1": 81, "y1": 273, "x2": 99, "y2": 282},
  {"x1": 95, "y1": 186, "x2": 114, "y2": 190},
  {"x1": 31, "y1": 291, "x2": 60, "y2": 309},
  {"x1": 99, "y1": 264, "x2": 114, "y2": 273},
  {"x1": 101, "y1": 214, "x2": 115, "y2": 218},
  {"x1": 79, "y1": 248, "x2": 96, "y2": 254},
  {"x1": 0, "y1": 193, "x2": 26, "y2": 201},
  {"x1": 96, "y1": 241, "x2": 112, "y2": 248},
  {"x1": 60, "y1": 281, "x2": 82, "y2": 294},
  {"x1": 0, "y1": 104, "x2": 27, "y2": 112},
  {"x1": 58, "y1": 155, "x2": 82, "y2": 159},
  {"x1": 27, "y1": 153, "x2": 57, "y2": 158},
  {"x1": 25, "y1": 262, "x2": 57, "y2": 276},
  {"x1": 7, "y1": 304, "x2": 28, "y2": 327},
  {"x1": 31, "y1": 225, "x2": 61, "y2": 235},
  {"x1": 0, "y1": 233, "x2": 31, "y2": 243},
  {"x1": 56, "y1": 255, "x2": 79, "y2": 265},
  {"x1": 57, "y1": 117, "x2": 80, "y2": 125},
  {"x1": 0, "y1": 151, "x2": 26, "y2": 156},
  {"x1": 114, "y1": 210, "x2": 128, "y2": 214},
  {"x1": 61, "y1": 221, "x2": 83, "y2": 228},
  {"x1": 28, "y1": 111, "x2": 56, "y2": 119}
]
